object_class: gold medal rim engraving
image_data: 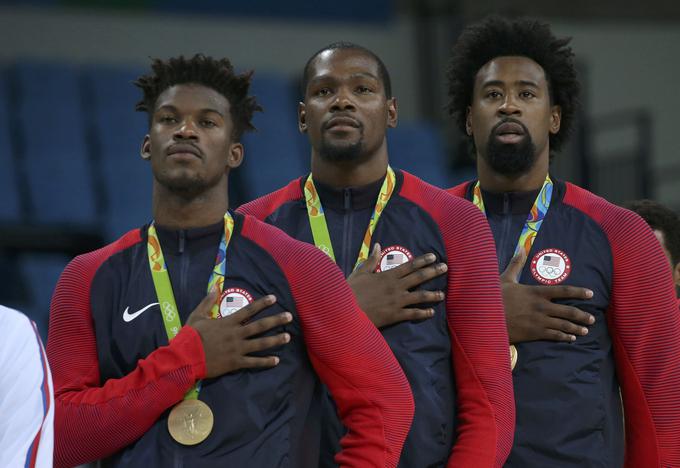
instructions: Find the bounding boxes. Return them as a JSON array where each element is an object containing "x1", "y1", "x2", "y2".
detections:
[
  {"x1": 510, "y1": 345, "x2": 518, "y2": 371},
  {"x1": 168, "y1": 399, "x2": 214, "y2": 445}
]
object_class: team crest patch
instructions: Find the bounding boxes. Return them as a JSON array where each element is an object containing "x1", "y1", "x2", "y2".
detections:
[
  {"x1": 530, "y1": 248, "x2": 572, "y2": 285},
  {"x1": 219, "y1": 287, "x2": 254, "y2": 317},
  {"x1": 377, "y1": 245, "x2": 413, "y2": 272}
]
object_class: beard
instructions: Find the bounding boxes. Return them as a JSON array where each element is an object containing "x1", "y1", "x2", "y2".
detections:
[
  {"x1": 154, "y1": 166, "x2": 223, "y2": 199},
  {"x1": 483, "y1": 121, "x2": 537, "y2": 176},
  {"x1": 318, "y1": 124, "x2": 366, "y2": 162},
  {"x1": 319, "y1": 139, "x2": 363, "y2": 162}
]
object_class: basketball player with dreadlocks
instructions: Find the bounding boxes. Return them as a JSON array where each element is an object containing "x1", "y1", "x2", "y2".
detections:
[
  {"x1": 447, "y1": 16, "x2": 680, "y2": 467},
  {"x1": 46, "y1": 54, "x2": 413, "y2": 468}
]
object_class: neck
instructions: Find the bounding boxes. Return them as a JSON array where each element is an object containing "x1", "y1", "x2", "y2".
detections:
[
  {"x1": 311, "y1": 146, "x2": 389, "y2": 188},
  {"x1": 477, "y1": 154, "x2": 549, "y2": 193},
  {"x1": 152, "y1": 181, "x2": 228, "y2": 229}
]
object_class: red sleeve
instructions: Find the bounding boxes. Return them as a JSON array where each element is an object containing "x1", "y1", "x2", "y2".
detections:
[
  {"x1": 564, "y1": 183, "x2": 680, "y2": 467},
  {"x1": 46, "y1": 230, "x2": 207, "y2": 468},
  {"x1": 401, "y1": 172, "x2": 515, "y2": 467},
  {"x1": 236, "y1": 177, "x2": 303, "y2": 220},
  {"x1": 446, "y1": 181, "x2": 471, "y2": 198},
  {"x1": 242, "y1": 215, "x2": 414, "y2": 468}
]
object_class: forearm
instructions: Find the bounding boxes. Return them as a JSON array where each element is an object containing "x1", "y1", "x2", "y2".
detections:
[{"x1": 53, "y1": 326, "x2": 205, "y2": 467}]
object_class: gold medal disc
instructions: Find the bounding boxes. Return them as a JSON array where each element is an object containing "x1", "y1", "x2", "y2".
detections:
[
  {"x1": 509, "y1": 345, "x2": 518, "y2": 371},
  {"x1": 168, "y1": 399, "x2": 214, "y2": 445}
]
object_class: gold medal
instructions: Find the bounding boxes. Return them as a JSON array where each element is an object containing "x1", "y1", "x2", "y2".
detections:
[
  {"x1": 168, "y1": 399, "x2": 214, "y2": 445},
  {"x1": 510, "y1": 345, "x2": 518, "y2": 371}
]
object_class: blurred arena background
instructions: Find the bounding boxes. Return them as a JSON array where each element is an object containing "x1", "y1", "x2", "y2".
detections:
[{"x1": 0, "y1": 0, "x2": 679, "y2": 341}]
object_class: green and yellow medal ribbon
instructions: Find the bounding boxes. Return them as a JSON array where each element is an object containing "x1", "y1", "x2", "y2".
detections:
[
  {"x1": 472, "y1": 174, "x2": 553, "y2": 258},
  {"x1": 147, "y1": 212, "x2": 235, "y2": 399},
  {"x1": 471, "y1": 174, "x2": 553, "y2": 371},
  {"x1": 304, "y1": 166, "x2": 396, "y2": 270}
]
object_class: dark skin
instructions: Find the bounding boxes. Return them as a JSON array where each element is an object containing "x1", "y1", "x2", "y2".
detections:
[
  {"x1": 654, "y1": 229, "x2": 680, "y2": 296},
  {"x1": 299, "y1": 48, "x2": 446, "y2": 327},
  {"x1": 466, "y1": 56, "x2": 595, "y2": 344},
  {"x1": 141, "y1": 83, "x2": 291, "y2": 378}
]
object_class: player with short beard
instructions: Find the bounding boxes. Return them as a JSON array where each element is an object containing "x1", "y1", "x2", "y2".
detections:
[
  {"x1": 447, "y1": 16, "x2": 680, "y2": 467},
  {"x1": 239, "y1": 42, "x2": 515, "y2": 467}
]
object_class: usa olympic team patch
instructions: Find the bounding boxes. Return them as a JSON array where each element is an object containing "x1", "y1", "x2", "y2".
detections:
[
  {"x1": 530, "y1": 248, "x2": 571, "y2": 285},
  {"x1": 219, "y1": 287, "x2": 254, "y2": 317},
  {"x1": 377, "y1": 246, "x2": 413, "y2": 272}
]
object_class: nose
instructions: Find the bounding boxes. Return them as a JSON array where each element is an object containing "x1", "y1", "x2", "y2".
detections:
[
  {"x1": 173, "y1": 119, "x2": 199, "y2": 140},
  {"x1": 330, "y1": 88, "x2": 356, "y2": 112},
  {"x1": 498, "y1": 95, "x2": 521, "y2": 116}
]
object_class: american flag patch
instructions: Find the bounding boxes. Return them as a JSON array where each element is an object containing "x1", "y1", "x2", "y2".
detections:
[
  {"x1": 542, "y1": 255, "x2": 560, "y2": 267},
  {"x1": 226, "y1": 296, "x2": 246, "y2": 307},
  {"x1": 386, "y1": 253, "x2": 404, "y2": 265}
]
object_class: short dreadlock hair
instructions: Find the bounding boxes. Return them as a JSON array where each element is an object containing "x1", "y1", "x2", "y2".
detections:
[
  {"x1": 134, "y1": 54, "x2": 261, "y2": 140},
  {"x1": 447, "y1": 16, "x2": 580, "y2": 153},
  {"x1": 623, "y1": 199, "x2": 680, "y2": 266},
  {"x1": 300, "y1": 42, "x2": 392, "y2": 99}
]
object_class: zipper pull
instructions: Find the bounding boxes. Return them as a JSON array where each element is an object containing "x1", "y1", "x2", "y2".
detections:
[
  {"x1": 179, "y1": 230, "x2": 186, "y2": 254},
  {"x1": 503, "y1": 193, "x2": 511, "y2": 214}
]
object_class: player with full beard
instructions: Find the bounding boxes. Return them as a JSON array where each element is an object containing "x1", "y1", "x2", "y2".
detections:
[{"x1": 447, "y1": 16, "x2": 680, "y2": 467}]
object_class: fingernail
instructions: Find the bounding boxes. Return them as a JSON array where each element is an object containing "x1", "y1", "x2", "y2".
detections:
[
  {"x1": 570, "y1": 335, "x2": 576, "y2": 342},
  {"x1": 438, "y1": 263, "x2": 448, "y2": 272},
  {"x1": 586, "y1": 290, "x2": 594, "y2": 298},
  {"x1": 283, "y1": 333, "x2": 291, "y2": 343},
  {"x1": 283, "y1": 312, "x2": 293, "y2": 322},
  {"x1": 429, "y1": 308, "x2": 435, "y2": 317},
  {"x1": 581, "y1": 327, "x2": 589, "y2": 335},
  {"x1": 588, "y1": 315, "x2": 595, "y2": 324},
  {"x1": 273, "y1": 357, "x2": 280, "y2": 365},
  {"x1": 266, "y1": 295, "x2": 276, "y2": 303},
  {"x1": 438, "y1": 291, "x2": 445, "y2": 300}
]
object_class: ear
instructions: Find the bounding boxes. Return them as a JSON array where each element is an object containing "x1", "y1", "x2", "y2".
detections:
[
  {"x1": 298, "y1": 102, "x2": 307, "y2": 133},
  {"x1": 386, "y1": 97, "x2": 398, "y2": 128},
  {"x1": 465, "y1": 106, "x2": 473, "y2": 136},
  {"x1": 140, "y1": 135, "x2": 151, "y2": 161},
  {"x1": 550, "y1": 105, "x2": 562, "y2": 135},
  {"x1": 226, "y1": 142, "x2": 244, "y2": 169}
]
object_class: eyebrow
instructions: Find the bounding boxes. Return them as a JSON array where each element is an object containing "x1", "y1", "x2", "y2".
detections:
[
  {"x1": 481, "y1": 79, "x2": 540, "y2": 88},
  {"x1": 155, "y1": 104, "x2": 225, "y2": 117},
  {"x1": 309, "y1": 72, "x2": 379, "y2": 84}
]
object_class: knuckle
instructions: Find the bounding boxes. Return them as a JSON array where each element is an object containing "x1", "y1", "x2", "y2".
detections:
[
  {"x1": 567, "y1": 307, "x2": 583, "y2": 320},
  {"x1": 546, "y1": 329, "x2": 563, "y2": 340}
]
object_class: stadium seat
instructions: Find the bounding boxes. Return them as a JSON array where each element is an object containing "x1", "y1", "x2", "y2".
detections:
[
  {"x1": 0, "y1": 67, "x2": 22, "y2": 221},
  {"x1": 14, "y1": 61, "x2": 98, "y2": 226},
  {"x1": 83, "y1": 65, "x2": 151, "y2": 239},
  {"x1": 19, "y1": 253, "x2": 71, "y2": 343},
  {"x1": 387, "y1": 121, "x2": 453, "y2": 188},
  {"x1": 239, "y1": 73, "x2": 308, "y2": 202}
]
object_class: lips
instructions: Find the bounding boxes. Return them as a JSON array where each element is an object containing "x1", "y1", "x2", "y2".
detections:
[
  {"x1": 494, "y1": 121, "x2": 525, "y2": 136},
  {"x1": 324, "y1": 116, "x2": 361, "y2": 130},
  {"x1": 492, "y1": 120, "x2": 527, "y2": 144},
  {"x1": 167, "y1": 144, "x2": 202, "y2": 158}
]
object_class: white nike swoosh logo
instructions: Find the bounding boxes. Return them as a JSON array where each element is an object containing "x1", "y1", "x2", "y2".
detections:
[{"x1": 123, "y1": 303, "x2": 159, "y2": 322}]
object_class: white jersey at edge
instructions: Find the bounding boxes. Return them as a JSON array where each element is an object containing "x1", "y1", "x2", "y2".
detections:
[{"x1": 0, "y1": 305, "x2": 54, "y2": 468}]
